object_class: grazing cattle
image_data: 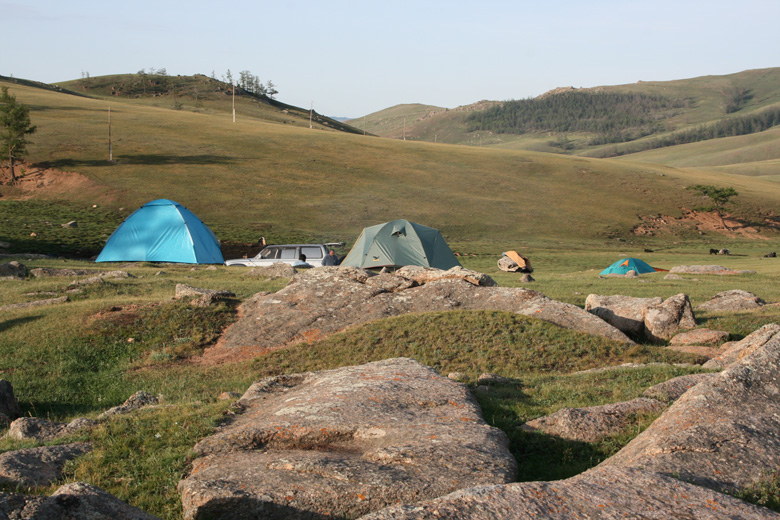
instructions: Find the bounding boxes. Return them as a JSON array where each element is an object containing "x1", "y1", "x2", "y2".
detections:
[
  {"x1": 718, "y1": 249, "x2": 730, "y2": 255},
  {"x1": 765, "y1": 252, "x2": 777, "y2": 258},
  {"x1": 709, "y1": 248, "x2": 718, "y2": 255}
]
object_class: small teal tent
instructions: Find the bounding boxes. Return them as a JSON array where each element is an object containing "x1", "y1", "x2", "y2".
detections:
[
  {"x1": 96, "y1": 199, "x2": 224, "y2": 264},
  {"x1": 600, "y1": 257, "x2": 658, "y2": 275},
  {"x1": 341, "y1": 219, "x2": 461, "y2": 270}
]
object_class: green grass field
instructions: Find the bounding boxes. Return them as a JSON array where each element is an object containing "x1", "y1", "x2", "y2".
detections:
[{"x1": 2, "y1": 72, "x2": 780, "y2": 517}]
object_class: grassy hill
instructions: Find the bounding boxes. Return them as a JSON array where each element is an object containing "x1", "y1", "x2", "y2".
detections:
[
  {"x1": 4, "y1": 73, "x2": 780, "y2": 259},
  {"x1": 352, "y1": 68, "x2": 780, "y2": 174}
]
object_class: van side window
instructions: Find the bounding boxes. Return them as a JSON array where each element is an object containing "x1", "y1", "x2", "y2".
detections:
[
  {"x1": 260, "y1": 247, "x2": 278, "y2": 259},
  {"x1": 302, "y1": 246, "x2": 323, "y2": 259},
  {"x1": 279, "y1": 247, "x2": 298, "y2": 260}
]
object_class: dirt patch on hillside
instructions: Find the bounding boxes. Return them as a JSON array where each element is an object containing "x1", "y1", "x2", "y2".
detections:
[
  {"x1": 632, "y1": 209, "x2": 780, "y2": 239},
  {"x1": 0, "y1": 163, "x2": 97, "y2": 200}
]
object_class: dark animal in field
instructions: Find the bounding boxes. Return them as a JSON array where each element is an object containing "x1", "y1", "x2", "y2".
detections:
[
  {"x1": 709, "y1": 249, "x2": 718, "y2": 255},
  {"x1": 765, "y1": 252, "x2": 777, "y2": 258}
]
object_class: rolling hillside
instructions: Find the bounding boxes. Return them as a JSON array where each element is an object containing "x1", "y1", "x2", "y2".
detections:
[
  {"x1": 350, "y1": 68, "x2": 780, "y2": 174},
  {"x1": 3, "y1": 73, "x2": 780, "y2": 256}
]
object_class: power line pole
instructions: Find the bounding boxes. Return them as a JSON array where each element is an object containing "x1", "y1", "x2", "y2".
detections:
[
  {"x1": 108, "y1": 106, "x2": 112, "y2": 162},
  {"x1": 232, "y1": 82, "x2": 236, "y2": 123}
]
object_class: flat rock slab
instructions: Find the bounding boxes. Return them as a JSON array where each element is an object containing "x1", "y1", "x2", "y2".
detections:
[
  {"x1": 697, "y1": 289, "x2": 765, "y2": 312},
  {"x1": 603, "y1": 332, "x2": 780, "y2": 492},
  {"x1": 217, "y1": 267, "x2": 631, "y2": 358},
  {"x1": 0, "y1": 442, "x2": 92, "y2": 487},
  {"x1": 642, "y1": 373, "x2": 719, "y2": 403},
  {"x1": 6, "y1": 416, "x2": 95, "y2": 442},
  {"x1": 179, "y1": 358, "x2": 517, "y2": 519},
  {"x1": 0, "y1": 481, "x2": 160, "y2": 519},
  {"x1": 358, "y1": 465, "x2": 779, "y2": 520},
  {"x1": 520, "y1": 397, "x2": 666, "y2": 443},
  {"x1": 669, "y1": 265, "x2": 756, "y2": 275},
  {"x1": 669, "y1": 328, "x2": 729, "y2": 346}
]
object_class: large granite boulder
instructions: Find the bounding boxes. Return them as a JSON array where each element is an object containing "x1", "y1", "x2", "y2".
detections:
[
  {"x1": 696, "y1": 289, "x2": 765, "y2": 312},
  {"x1": 216, "y1": 268, "x2": 632, "y2": 358},
  {"x1": 643, "y1": 293, "x2": 696, "y2": 342},
  {"x1": 359, "y1": 465, "x2": 779, "y2": 520},
  {"x1": 0, "y1": 442, "x2": 92, "y2": 487},
  {"x1": 585, "y1": 293, "x2": 695, "y2": 342},
  {"x1": 603, "y1": 331, "x2": 780, "y2": 492},
  {"x1": 0, "y1": 481, "x2": 160, "y2": 519},
  {"x1": 520, "y1": 397, "x2": 666, "y2": 443},
  {"x1": 179, "y1": 358, "x2": 517, "y2": 519},
  {"x1": 703, "y1": 323, "x2": 780, "y2": 369},
  {"x1": 584, "y1": 294, "x2": 662, "y2": 336},
  {"x1": 0, "y1": 380, "x2": 20, "y2": 421}
]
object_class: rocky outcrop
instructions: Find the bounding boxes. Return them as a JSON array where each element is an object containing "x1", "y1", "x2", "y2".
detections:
[
  {"x1": 669, "y1": 328, "x2": 729, "y2": 346},
  {"x1": 179, "y1": 358, "x2": 516, "y2": 520},
  {"x1": 520, "y1": 398, "x2": 666, "y2": 443},
  {"x1": 217, "y1": 267, "x2": 632, "y2": 357},
  {"x1": 696, "y1": 289, "x2": 765, "y2": 312},
  {"x1": 359, "y1": 466, "x2": 779, "y2": 520},
  {"x1": 0, "y1": 261, "x2": 27, "y2": 280},
  {"x1": 585, "y1": 293, "x2": 695, "y2": 342},
  {"x1": 669, "y1": 265, "x2": 756, "y2": 275},
  {"x1": 603, "y1": 332, "x2": 780, "y2": 492},
  {"x1": 98, "y1": 391, "x2": 160, "y2": 419},
  {"x1": 703, "y1": 323, "x2": 780, "y2": 369},
  {"x1": 641, "y1": 373, "x2": 718, "y2": 403},
  {"x1": 360, "y1": 333, "x2": 780, "y2": 519},
  {"x1": 0, "y1": 380, "x2": 20, "y2": 422},
  {"x1": 0, "y1": 481, "x2": 161, "y2": 519},
  {"x1": 0, "y1": 442, "x2": 92, "y2": 487},
  {"x1": 68, "y1": 270, "x2": 135, "y2": 286},
  {"x1": 174, "y1": 284, "x2": 235, "y2": 307},
  {"x1": 29, "y1": 267, "x2": 97, "y2": 277}
]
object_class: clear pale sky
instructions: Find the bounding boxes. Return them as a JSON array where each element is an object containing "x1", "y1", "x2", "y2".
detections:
[{"x1": 4, "y1": 0, "x2": 779, "y2": 118}]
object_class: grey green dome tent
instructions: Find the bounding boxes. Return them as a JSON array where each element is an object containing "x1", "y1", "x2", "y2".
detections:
[{"x1": 341, "y1": 219, "x2": 460, "y2": 270}]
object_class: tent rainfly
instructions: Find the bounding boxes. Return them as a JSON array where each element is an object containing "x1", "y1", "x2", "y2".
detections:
[
  {"x1": 96, "y1": 199, "x2": 224, "y2": 264},
  {"x1": 340, "y1": 219, "x2": 461, "y2": 270},
  {"x1": 600, "y1": 257, "x2": 659, "y2": 276}
]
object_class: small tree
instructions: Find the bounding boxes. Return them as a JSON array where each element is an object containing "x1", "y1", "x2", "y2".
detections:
[
  {"x1": 0, "y1": 86, "x2": 37, "y2": 183},
  {"x1": 686, "y1": 184, "x2": 739, "y2": 229}
]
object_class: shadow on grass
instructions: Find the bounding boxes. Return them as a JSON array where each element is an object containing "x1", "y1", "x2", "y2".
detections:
[
  {"x1": 41, "y1": 154, "x2": 235, "y2": 169},
  {"x1": 0, "y1": 315, "x2": 43, "y2": 334}
]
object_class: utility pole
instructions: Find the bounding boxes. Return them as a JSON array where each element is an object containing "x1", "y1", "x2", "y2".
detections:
[
  {"x1": 108, "y1": 107, "x2": 112, "y2": 162},
  {"x1": 232, "y1": 82, "x2": 236, "y2": 123}
]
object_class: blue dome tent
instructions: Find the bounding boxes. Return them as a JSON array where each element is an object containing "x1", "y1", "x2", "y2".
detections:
[
  {"x1": 96, "y1": 199, "x2": 224, "y2": 264},
  {"x1": 600, "y1": 257, "x2": 659, "y2": 276}
]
